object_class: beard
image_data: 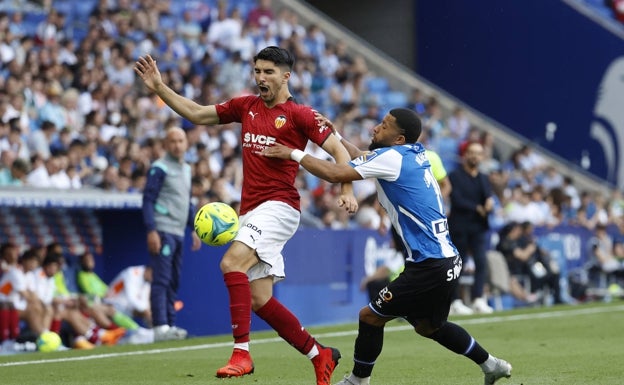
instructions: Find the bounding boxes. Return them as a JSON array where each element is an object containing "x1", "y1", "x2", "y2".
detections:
[
  {"x1": 368, "y1": 141, "x2": 383, "y2": 151},
  {"x1": 466, "y1": 158, "x2": 480, "y2": 170}
]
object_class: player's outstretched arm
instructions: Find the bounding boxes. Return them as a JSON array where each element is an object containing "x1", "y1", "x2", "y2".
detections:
[
  {"x1": 314, "y1": 112, "x2": 364, "y2": 159},
  {"x1": 134, "y1": 55, "x2": 219, "y2": 125},
  {"x1": 261, "y1": 143, "x2": 362, "y2": 183}
]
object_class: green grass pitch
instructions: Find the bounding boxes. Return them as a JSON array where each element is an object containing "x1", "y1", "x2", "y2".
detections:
[{"x1": 1, "y1": 301, "x2": 623, "y2": 384}]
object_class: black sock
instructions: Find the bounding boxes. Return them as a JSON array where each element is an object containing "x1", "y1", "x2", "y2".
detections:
[
  {"x1": 352, "y1": 321, "x2": 384, "y2": 378},
  {"x1": 429, "y1": 322, "x2": 489, "y2": 364}
]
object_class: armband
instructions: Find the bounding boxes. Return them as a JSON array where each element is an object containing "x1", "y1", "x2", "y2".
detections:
[
  {"x1": 334, "y1": 132, "x2": 343, "y2": 141},
  {"x1": 290, "y1": 149, "x2": 306, "y2": 163}
]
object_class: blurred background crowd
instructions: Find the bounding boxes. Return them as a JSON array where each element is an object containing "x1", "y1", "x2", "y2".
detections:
[{"x1": 0, "y1": 0, "x2": 621, "y2": 232}]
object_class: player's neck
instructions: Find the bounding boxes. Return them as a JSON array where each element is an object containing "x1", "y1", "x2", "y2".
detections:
[{"x1": 265, "y1": 92, "x2": 293, "y2": 108}]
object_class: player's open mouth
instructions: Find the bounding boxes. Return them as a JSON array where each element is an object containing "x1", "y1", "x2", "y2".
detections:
[{"x1": 258, "y1": 85, "x2": 269, "y2": 94}]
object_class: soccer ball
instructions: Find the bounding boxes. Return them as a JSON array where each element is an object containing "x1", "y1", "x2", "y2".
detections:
[
  {"x1": 194, "y1": 202, "x2": 239, "y2": 246},
  {"x1": 37, "y1": 331, "x2": 62, "y2": 353}
]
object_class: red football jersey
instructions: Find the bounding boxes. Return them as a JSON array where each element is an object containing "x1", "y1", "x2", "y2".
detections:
[{"x1": 216, "y1": 95, "x2": 332, "y2": 215}]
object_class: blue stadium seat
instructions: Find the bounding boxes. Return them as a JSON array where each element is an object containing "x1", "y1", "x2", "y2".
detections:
[
  {"x1": 434, "y1": 136, "x2": 461, "y2": 172},
  {"x1": 380, "y1": 91, "x2": 408, "y2": 108},
  {"x1": 365, "y1": 77, "x2": 390, "y2": 93},
  {"x1": 51, "y1": 1, "x2": 74, "y2": 18},
  {"x1": 73, "y1": 0, "x2": 97, "y2": 19},
  {"x1": 159, "y1": 14, "x2": 178, "y2": 30},
  {"x1": 167, "y1": 1, "x2": 186, "y2": 17}
]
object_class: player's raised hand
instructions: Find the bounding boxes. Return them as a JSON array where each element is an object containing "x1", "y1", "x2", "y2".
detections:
[{"x1": 134, "y1": 55, "x2": 163, "y2": 92}]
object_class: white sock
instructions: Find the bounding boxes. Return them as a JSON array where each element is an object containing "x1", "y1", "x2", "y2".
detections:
[
  {"x1": 480, "y1": 354, "x2": 497, "y2": 372},
  {"x1": 306, "y1": 343, "x2": 319, "y2": 359},
  {"x1": 234, "y1": 342, "x2": 249, "y2": 351},
  {"x1": 346, "y1": 373, "x2": 370, "y2": 385}
]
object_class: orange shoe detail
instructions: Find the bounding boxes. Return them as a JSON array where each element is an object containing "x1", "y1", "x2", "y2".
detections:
[
  {"x1": 100, "y1": 327, "x2": 126, "y2": 345},
  {"x1": 215, "y1": 348, "x2": 255, "y2": 378},
  {"x1": 312, "y1": 344, "x2": 341, "y2": 385},
  {"x1": 73, "y1": 337, "x2": 95, "y2": 350}
]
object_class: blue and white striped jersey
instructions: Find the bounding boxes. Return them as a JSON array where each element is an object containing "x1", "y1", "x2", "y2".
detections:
[{"x1": 349, "y1": 143, "x2": 458, "y2": 263}]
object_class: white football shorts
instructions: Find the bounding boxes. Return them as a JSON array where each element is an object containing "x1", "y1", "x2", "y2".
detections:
[{"x1": 234, "y1": 200, "x2": 300, "y2": 283}]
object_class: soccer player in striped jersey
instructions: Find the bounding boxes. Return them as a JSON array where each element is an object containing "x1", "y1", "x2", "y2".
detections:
[{"x1": 261, "y1": 108, "x2": 512, "y2": 385}]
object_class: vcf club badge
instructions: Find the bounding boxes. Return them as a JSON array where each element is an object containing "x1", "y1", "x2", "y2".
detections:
[{"x1": 274, "y1": 115, "x2": 286, "y2": 129}]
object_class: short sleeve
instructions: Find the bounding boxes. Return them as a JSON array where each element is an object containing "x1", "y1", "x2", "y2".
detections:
[
  {"x1": 292, "y1": 104, "x2": 332, "y2": 146},
  {"x1": 349, "y1": 149, "x2": 401, "y2": 181},
  {"x1": 215, "y1": 96, "x2": 253, "y2": 123}
]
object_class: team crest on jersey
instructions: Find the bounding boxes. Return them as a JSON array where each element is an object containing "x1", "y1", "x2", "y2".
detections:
[
  {"x1": 274, "y1": 115, "x2": 287, "y2": 129},
  {"x1": 351, "y1": 151, "x2": 378, "y2": 166}
]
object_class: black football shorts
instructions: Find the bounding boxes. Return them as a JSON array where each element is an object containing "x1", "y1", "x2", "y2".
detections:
[{"x1": 369, "y1": 255, "x2": 462, "y2": 327}]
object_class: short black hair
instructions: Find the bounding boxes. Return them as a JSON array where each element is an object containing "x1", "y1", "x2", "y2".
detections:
[
  {"x1": 253, "y1": 46, "x2": 295, "y2": 71},
  {"x1": 12, "y1": 158, "x2": 30, "y2": 173},
  {"x1": 20, "y1": 248, "x2": 39, "y2": 262},
  {"x1": 40, "y1": 120, "x2": 56, "y2": 131},
  {"x1": 42, "y1": 252, "x2": 62, "y2": 267},
  {"x1": 389, "y1": 108, "x2": 422, "y2": 143},
  {"x1": 0, "y1": 242, "x2": 18, "y2": 256}
]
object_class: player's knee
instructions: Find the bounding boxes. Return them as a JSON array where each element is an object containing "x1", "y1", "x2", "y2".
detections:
[
  {"x1": 415, "y1": 319, "x2": 441, "y2": 338},
  {"x1": 250, "y1": 294, "x2": 268, "y2": 312},
  {"x1": 358, "y1": 306, "x2": 387, "y2": 326},
  {"x1": 220, "y1": 246, "x2": 256, "y2": 273},
  {"x1": 219, "y1": 253, "x2": 244, "y2": 273}
]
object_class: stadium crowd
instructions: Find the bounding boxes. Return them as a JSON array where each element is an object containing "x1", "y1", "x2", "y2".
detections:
[{"x1": 0, "y1": 0, "x2": 624, "y2": 352}]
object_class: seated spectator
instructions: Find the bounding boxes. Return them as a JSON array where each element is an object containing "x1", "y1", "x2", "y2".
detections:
[
  {"x1": 247, "y1": 0, "x2": 274, "y2": 30},
  {"x1": 360, "y1": 229, "x2": 405, "y2": 302},
  {"x1": 608, "y1": 189, "x2": 624, "y2": 225},
  {"x1": 496, "y1": 222, "x2": 565, "y2": 305},
  {"x1": 105, "y1": 264, "x2": 153, "y2": 330},
  {"x1": 0, "y1": 243, "x2": 47, "y2": 345},
  {"x1": 587, "y1": 223, "x2": 624, "y2": 282},
  {"x1": 0, "y1": 157, "x2": 30, "y2": 186},
  {"x1": 77, "y1": 252, "x2": 152, "y2": 334},
  {"x1": 44, "y1": 244, "x2": 126, "y2": 345},
  {"x1": 38, "y1": 81, "x2": 67, "y2": 130},
  {"x1": 540, "y1": 165, "x2": 564, "y2": 192},
  {"x1": 486, "y1": 249, "x2": 539, "y2": 307},
  {"x1": 34, "y1": 252, "x2": 126, "y2": 349},
  {"x1": 562, "y1": 175, "x2": 581, "y2": 211},
  {"x1": 446, "y1": 105, "x2": 471, "y2": 141},
  {"x1": 353, "y1": 193, "x2": 383, "y2": 230},
  {"x1": 576, "y1": 191, "x2": 609, "y2": 231},
  {"x1": 0, "y1": 121, "x2": 30, "y2": 160},
  {"x1": 27, "y1": 120, "x2": 56, "y2": 161},
  {"x1": 504, "y1": 185, "x2": 542, "y2": 224}
]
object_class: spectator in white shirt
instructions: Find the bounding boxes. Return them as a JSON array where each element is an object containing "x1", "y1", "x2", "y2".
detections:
[
  {"x1": 207, "y1": 6, "x2": 242, "y2": 53},
  {"x1": 105, "y1": 265, "x2": 152, "y2": 327},
  {"x1": 27, "y1": 154, "x2": 58, "y2": 188}
]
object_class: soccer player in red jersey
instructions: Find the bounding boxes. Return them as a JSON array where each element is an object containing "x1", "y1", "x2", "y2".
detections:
[{"x1": 135, "y1": 46, "x2": 358, "y2": 384}]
